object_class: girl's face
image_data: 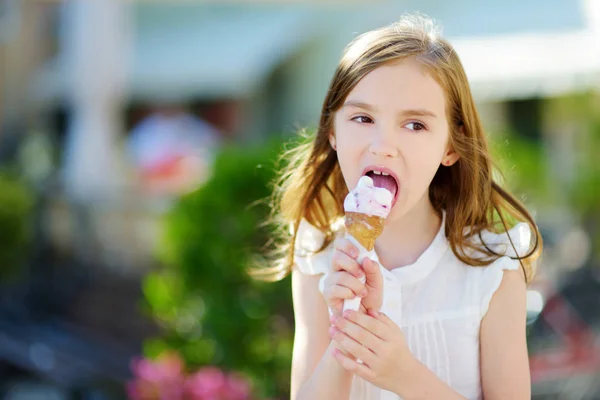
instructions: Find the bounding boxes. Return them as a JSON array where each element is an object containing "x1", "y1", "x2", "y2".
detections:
[{"x1": 332, "y1": 58, "x2": 458, "y2": 221}]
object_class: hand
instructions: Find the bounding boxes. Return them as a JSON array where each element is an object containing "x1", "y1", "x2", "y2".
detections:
[
  {"x1": 323, "y1": 238, "x2": 384, "y2": 317},
  {"x1": 329, "y1": 309, "x2": 418, "y2": 394},
  {"x1": 323, "y1": 238, "x2": 367, "y2": 318}
]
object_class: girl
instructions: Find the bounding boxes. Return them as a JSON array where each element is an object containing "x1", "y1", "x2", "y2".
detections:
[{"x1": 269, "y1": 13, "x2": 542, "y2": 400}]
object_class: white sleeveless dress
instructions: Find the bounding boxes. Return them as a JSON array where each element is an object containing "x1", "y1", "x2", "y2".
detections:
[{"x1": 293, "y1": 213, "x2": 531, "y2": 400}]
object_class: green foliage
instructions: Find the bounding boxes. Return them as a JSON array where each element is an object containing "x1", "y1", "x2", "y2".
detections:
[
  {"x1": 0, "y1": 173, "x2": 34, "y2": 280},
  {"x1": 569, "y1": 115, "x2": 600, "y2": 216},
  {"x1": 490, "y1": 92, "x2": 600, "y2": 263},
  {"x1": 143, "y1": 139, "x2": 294, "y2": 399},
  {"x1": 489, "y1": 131, "x2": 548, "y2": 205}
]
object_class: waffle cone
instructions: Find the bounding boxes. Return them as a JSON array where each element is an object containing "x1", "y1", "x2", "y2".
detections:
[{"x1": 344, "y1": 212, "x2": 385, "y2": 251}]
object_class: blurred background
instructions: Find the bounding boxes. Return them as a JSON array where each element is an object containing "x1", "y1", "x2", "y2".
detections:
[{"x1": 1, "y1": 0, "x2": 599, "y2": 399}]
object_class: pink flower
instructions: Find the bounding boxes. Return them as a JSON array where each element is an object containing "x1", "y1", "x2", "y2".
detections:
[
  {"x1": 127, "y1": 351, "x2": 254, "y2": 400},
  {"x1": 128, "y1": 352, "x2": 186, "y2": 400},
  {"x1": 184, "y1": 367, "x2": 252, "y2": 400},
  {"x1": 185, "y1": 367, "x2": 225, "y2": 399},
  {"x1": 223, "y1": 373, "x2": 252, "y2": 400}
]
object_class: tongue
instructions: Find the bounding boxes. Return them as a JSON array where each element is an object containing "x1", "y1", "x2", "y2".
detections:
[{"x1": 367, "y1": 173, "x2": 398, "y2": 198}]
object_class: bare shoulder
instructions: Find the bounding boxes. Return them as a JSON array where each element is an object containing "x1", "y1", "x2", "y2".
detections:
[{"x1": 484, "y1": 265, "x2": 527, "y2": 320}]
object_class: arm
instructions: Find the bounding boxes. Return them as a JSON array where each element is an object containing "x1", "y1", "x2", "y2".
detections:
[
  {"x1": 480, "y1": 269, "x2": 531, "y2": 399},
  {"x1": 391, "y1": 359, "x2": 467, "y2": 399},
  {"x1": 290, "y1": 270, "x2": 354, "y2": 400}
]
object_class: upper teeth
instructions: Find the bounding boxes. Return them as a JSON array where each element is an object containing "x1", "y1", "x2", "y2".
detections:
[{"x1": 372, "y1": 170, "x2": 389, "y2": 176}]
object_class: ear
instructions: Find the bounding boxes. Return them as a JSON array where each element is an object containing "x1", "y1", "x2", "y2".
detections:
[
  {"x1": 441, "y1": 147, "x2": 459, "y2": 167},
  {"x1": 442, "y1": 126, "x2": 461, "y2": 166},
  {"x1": 329, "y1": 134, "x2": 337, "y2": 151}
]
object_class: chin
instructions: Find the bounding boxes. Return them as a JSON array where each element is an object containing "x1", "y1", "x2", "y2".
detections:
[{"x1": 385, "y1": 201, "x2": 406, "y2": 223}]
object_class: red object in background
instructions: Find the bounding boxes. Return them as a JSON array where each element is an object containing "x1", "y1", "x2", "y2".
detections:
[
  {"x1": 142, "y1": 154, "x2": 188, "y2": 181},
  {"x1": 529, "y1": 294, "x2": 600, "y2": 383},
  {"x1": 140, "y1": 154, "x2": 208, "y2": 196}
]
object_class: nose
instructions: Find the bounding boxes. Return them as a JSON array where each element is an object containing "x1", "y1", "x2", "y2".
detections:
[{"x1": 369, "y1": 125, "x2": 398, "y2": 158}]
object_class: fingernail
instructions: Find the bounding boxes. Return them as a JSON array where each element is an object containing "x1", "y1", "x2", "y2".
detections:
[
  {"x1": 360, "y1": 289, "x2": 368, "y2": 297},
  {"x1": 329, "y1": 326, "x2": 336, "y2": 337},
  {"x1": 343, "y1": 310, "x2": 352, "y2": 319},
  {"x1": 330, "y1": 315, "x2": 337, "y2": 324},
  {"x1": 357, "y1": 270, "x2": 365, "y2": 279},
  {"x1": 369, "y1": 309, "x2": 379, "y2": 318}
]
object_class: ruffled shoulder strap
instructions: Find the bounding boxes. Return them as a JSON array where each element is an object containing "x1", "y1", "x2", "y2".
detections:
[
  {"x1": 477, "y1": 223, "x2": 532, "y2": 318},
  {"x1": 292, "y1": 219, "x2": 337, "y2": 293},
  {"x1": 473, "y1": 222, "x2": 532, "y2": 258}
]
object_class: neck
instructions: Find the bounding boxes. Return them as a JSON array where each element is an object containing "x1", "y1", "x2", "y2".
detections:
[{"x1": 375, "y1": 197, "x2": 441, "y2": 271}]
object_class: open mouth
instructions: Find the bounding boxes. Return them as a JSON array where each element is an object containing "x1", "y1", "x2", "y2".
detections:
[{"x1": 363, "y1": 167, "x2": 400, "y2": 206}]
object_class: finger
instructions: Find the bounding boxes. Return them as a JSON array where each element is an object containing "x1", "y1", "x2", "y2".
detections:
[
  {"x1": 332, "y1": 348, "x2": 376, "y2": 381},
  {"x1": 332, "y1": 250, "x2": 365, "y2": 279},
  {"x1": 362, "y1": 258, "x2": 383, "y2": 290},
  {"x1": 328, "y1": 326, "x2": 352, "y2": 357},
  {"x1": 324, "y1": 285, "x2": 357, "y2": 302},
  {"x1": 333, "y1": 237, "x2": 360, "y2": 259},
  {"x1": 330, "y1": 327, "x2": 376, "y2": 366},
  {"x1": 359, "y1": 303, "x2": 368, "y2": 315},
  {"x1": 375, "y1": 311, "x2": 396, "y2": 328},
  {"x1": 333, "y1": 271, "x2": 368, "y2": 298},
  {"x1": 343, "y1": 310, "x2": 390, "y2": 341},
  {"x1": 332, "y1": 314, "x2": 384, "y2": 354}
]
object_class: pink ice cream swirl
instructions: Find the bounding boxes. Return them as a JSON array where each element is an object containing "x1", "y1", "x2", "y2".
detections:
[{"x1": 344, "y1": 176, "x2": 393, "y2": 218}]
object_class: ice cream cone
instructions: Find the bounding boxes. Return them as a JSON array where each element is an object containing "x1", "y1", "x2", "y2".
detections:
[
  {"x1": 341, "y1": 176, "x2": 392, "y2": 319},
  {"x1": 344, "y1": 212, "x2": 385, "y2": 251}
]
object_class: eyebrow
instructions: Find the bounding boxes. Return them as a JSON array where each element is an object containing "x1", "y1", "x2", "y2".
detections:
[{"x1": 342, "y1": 100, "x2": 438, "y2": 119}]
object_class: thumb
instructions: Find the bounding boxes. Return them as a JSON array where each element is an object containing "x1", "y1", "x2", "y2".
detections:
[{"x1": 363, "y1": 258, "x2": 383, "y2": 289}]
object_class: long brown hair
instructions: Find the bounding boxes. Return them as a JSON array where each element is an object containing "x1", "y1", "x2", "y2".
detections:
[{"x1": 255, "y1": 14, "x2": 542, "y2": 283}]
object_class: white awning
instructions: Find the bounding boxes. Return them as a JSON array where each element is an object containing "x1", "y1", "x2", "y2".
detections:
[
  {"x1": 361, "y1": 0, "x2": 600, "y2": 101},
  {"x1": 453, "y1": 30, "x2": 600, "y2": 101},
  {"x1": 129, "y1": 4, "x2": 316, "y2": 100}
]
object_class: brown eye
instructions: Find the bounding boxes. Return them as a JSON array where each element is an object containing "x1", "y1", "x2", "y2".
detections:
[
  {"x1": 405, "y1": 122, "x2": 426, "y2": 131},
  {"x1": 352, "y1": 116, "x2": 373, "y2": 124}
]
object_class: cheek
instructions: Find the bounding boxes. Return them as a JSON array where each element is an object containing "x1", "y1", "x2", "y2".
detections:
[
  {"x1": 334, "y1": 123, "x2": 367, "y2": 180},
  {"x1": 335, "y1": 143, "x2": 361, "y2": 188},
  {"x1": 405, "y1": 140, "x2": 445, "y2": 186}
]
